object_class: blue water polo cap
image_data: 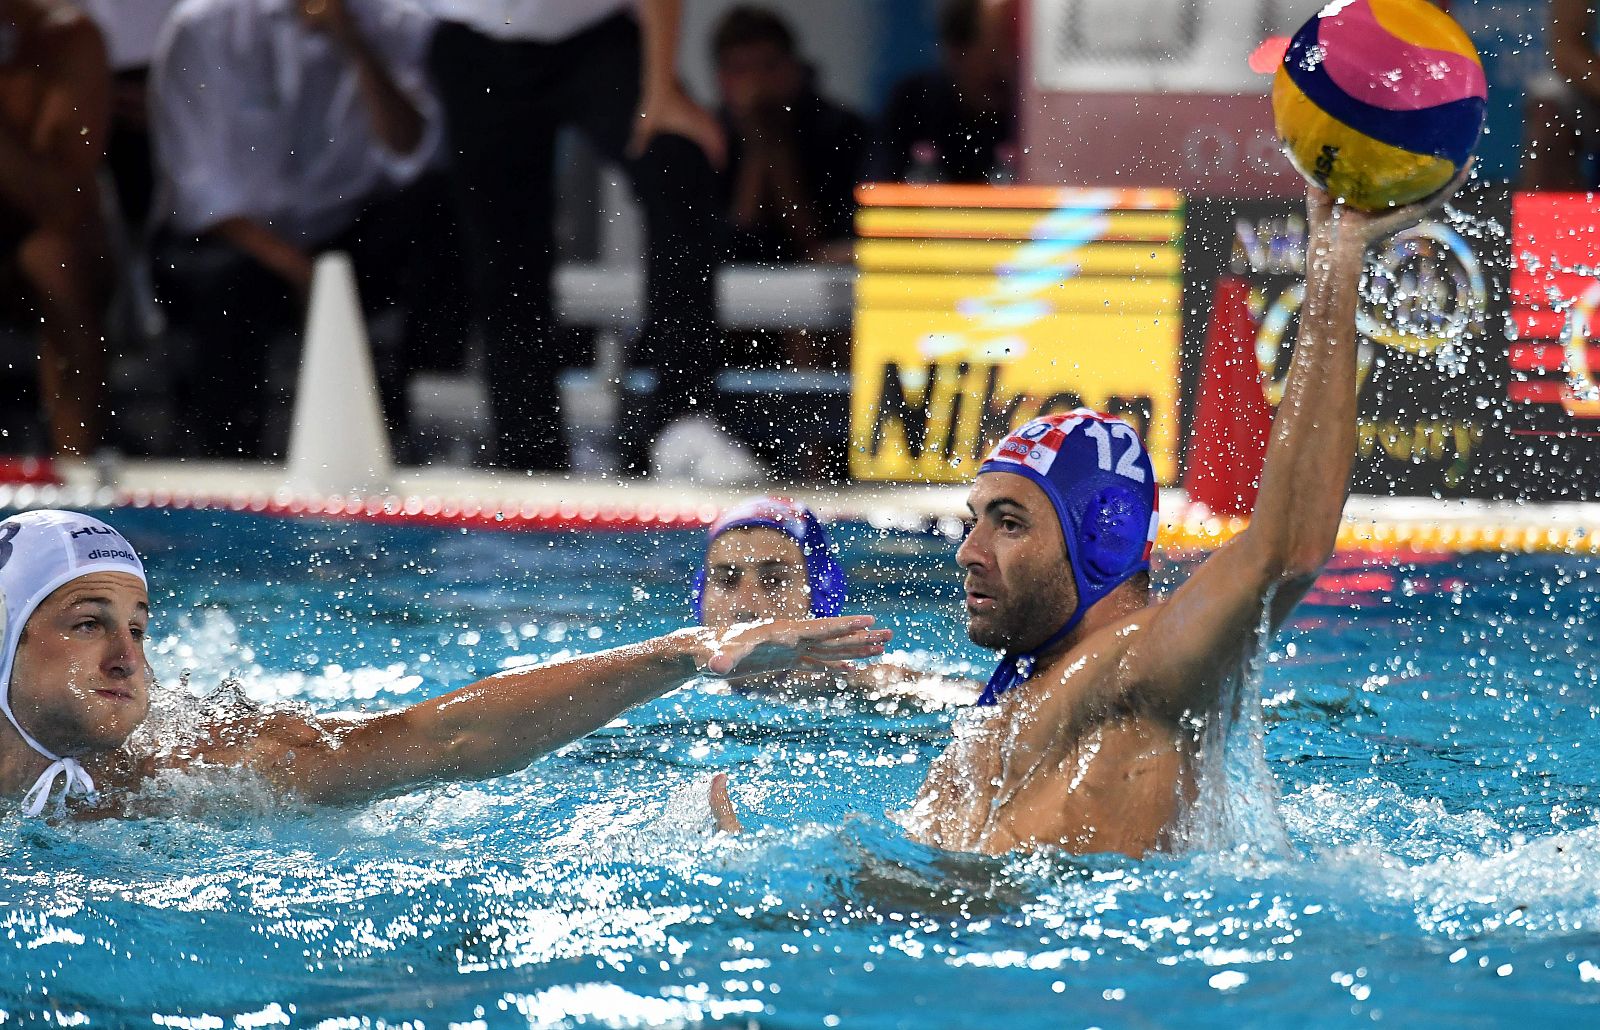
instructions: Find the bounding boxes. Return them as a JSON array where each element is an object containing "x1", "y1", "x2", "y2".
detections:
[
  {"x1": 691, "y1": 496, "x2": 848, "y2": 621},
  {"x1": 973, "y1": 410, "x2": 1159, "y2": 705}
]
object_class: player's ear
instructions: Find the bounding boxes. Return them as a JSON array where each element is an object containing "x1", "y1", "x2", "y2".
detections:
[{"x1": 1079, "y1": 486, "x2": 1147, "y2": 580}]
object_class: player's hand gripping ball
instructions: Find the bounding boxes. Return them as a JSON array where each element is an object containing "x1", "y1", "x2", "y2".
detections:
[{"x1": 1273, "y1": 0, "x2": 1485, "y2": 210}]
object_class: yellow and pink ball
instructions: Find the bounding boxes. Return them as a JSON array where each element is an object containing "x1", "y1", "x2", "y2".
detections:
[{"x1": 1273, "y1": 0, "x2": 1487, "y2": 210}]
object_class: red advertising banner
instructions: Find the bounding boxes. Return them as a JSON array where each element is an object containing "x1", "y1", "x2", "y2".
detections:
[{"x1": 1508, "y1": 193, "x2": 1600, "y2": 438}]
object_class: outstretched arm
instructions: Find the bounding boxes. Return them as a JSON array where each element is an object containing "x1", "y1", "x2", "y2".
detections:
[
  {"x1": 1125, "y1": 177, "x2": 1469, "y2": 719},
  {"x1": 230, "y1": 618, "x2": 888, "y2": 804}
]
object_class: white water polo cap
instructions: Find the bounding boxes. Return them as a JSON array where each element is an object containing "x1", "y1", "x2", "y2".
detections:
[{"x1": 0, "y1": 510, "x2": 147, "y2": 816}]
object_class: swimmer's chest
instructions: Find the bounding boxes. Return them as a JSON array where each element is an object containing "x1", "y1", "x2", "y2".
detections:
[
  {"x1": 920, "y1": 709, "x2": 1189, "y2": 856},
  {"x1": 1000, "y1": 718, "x2": 1189, "y2": 855}
]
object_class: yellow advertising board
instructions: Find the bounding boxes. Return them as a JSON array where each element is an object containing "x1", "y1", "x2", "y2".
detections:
[{"x1": 850, "y1": 184, "x2": 1184, "y2": 483}]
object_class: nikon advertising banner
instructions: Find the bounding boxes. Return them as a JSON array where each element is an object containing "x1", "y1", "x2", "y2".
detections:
[
  {"x1": 1180, "y1": 186, "x2": 1515, "y2": 498},
  {"x1": 850, "y1": 184, "x2": 1185, "y2": 484}
]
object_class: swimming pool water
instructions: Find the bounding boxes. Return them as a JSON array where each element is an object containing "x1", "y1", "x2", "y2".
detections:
[{"x1": 3, "y1": 506, "x2": 1599, "y2": 1028}]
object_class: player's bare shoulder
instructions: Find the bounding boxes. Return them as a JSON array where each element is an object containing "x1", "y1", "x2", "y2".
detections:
[
  {"x1": 129, "y1": 682, "x2": 336, "y2": 778},
  {"x1": 1021, "y1": 588, "x2": 1172, "y2": 735}
]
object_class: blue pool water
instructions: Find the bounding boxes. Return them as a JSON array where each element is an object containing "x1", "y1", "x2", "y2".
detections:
[{"x1": 3, "y1": 506, "x2": 1599, "y2": 1027}]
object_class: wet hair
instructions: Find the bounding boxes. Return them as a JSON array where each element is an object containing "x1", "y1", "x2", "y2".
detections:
[
  {"x1": 939, "y1": 0, "x2": 984, "y2": 48},
  {"x1": 713, "y1": 5, "x2": 798, "y2": 61}
]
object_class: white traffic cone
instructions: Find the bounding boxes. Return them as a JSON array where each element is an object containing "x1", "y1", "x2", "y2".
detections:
[{"x1": 285, "y1": 252, "x2": 393, "y2": 496}]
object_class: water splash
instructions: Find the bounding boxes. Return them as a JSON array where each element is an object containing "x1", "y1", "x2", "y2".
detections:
[{"x1": 1177, "y1": 591, "x2": 1291, "y2": 857}]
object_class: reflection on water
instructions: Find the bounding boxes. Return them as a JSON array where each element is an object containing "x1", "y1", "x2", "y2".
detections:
[{"x1": 2, "y1": 509, "x2": 1599, "y2": 1026}]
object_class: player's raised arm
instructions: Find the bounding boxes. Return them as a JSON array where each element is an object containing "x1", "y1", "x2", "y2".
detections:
[{"x1": 1126, "y1": 175, "x2": 1470, "y2": 719}]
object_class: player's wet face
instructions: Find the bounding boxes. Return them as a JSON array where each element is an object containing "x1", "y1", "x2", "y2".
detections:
[
  {"x1": 8, "y1": 572, "x2": 151, "y2": 756},
  {"x1": 701, "y1": 527, "x2": 812, "y2": 628},
  {"x1": 957, "y1": 473, "x2": 1077, "y2": 652}
]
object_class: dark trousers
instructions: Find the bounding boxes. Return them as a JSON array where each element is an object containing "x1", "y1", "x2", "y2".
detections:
[
  {"x1": 154, "y1": 174, "x2": 463, "y2": 459},
  {"x1": 430, "y1": 14, "x2": 725, "y2": 471}
]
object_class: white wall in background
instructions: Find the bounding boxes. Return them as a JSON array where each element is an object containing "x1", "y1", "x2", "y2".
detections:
[{"x1": 1034, "y1": 0, "x2": 1326, "y2": 94}]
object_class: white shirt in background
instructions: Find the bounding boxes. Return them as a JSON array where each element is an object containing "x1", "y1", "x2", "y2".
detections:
[
  {"x1": 417, "y1": 0, "x2": 634, "y2": 42},
  {"x1": 151, "y1": 0, "x2": 441, "y2": 244},
  {"x1": 77, "y1": 0, "x2": 185, "y2": 70}
]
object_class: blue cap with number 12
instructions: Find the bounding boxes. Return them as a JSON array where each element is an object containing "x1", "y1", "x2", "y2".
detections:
[{"x1": 973, "y1": 409, "x2": 1159, "y2": 705}]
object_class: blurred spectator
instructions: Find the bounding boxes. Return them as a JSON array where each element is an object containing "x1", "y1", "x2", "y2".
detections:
[
  {"x1": 714, "y1": 5, "x2": 866, "y2": 266},
  {"x1": 1521, "y1": 0, "x2": 1600, "y2": 191},
  {"x1": 0, "y1": 0, "x2": 112, "y2": 457},
  {"x1": 77, "y1": 0, "x2": 181, "y2": 228},
  {"x1": 425, "y1": 0, "x2": 727, "y2": 473},
  {"x1": 150, "y1": 0, "x2": 458, "y2": 459},
  {"x1": 876, "y1": 0, "x2": 1017, "y2": 184}
]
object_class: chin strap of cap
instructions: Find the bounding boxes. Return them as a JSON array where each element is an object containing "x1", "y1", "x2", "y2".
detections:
[
  {"x1": 974, "y1": 607, "x2": 1087, "y2": 707},
  {"x1": 976, "y1": 653, "x2": 1034, "y2": 708},
  {"x1": 1, "y1": 667, "x2": 101, "y2": 817},
  {"x1": 18, "y1": 757, "x2": 96, "y2": 818},
  {"x1": 2, "y1": 685, "x2": 101, "y2": 817}
]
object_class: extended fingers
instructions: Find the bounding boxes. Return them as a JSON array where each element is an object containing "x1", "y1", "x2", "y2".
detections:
[
  {"x1": 796, "y1": 615, "x2": 878, "y2": 641},
  {"x1": 704, "y1": 641, "x2": 751, "y2": 678},
  {"x1": 1358, "y1": 158, "x2": 1477, "y2": 241},
  {"x1": 703, "y1": 620, "x2": 888, "y2": 679},
  {"x1": 1422, "y1": 158, "x2": 1475, "y2": 211},
  {"x1": 1438, "y1": 158, "x2": 1476, "y2": 201},
  {"x1": 802, "y1": 628, "x2": 892, "y2": 659},
  {"x1": 1384, "y1": 161, "x2": 1474, "y2": 225}
]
